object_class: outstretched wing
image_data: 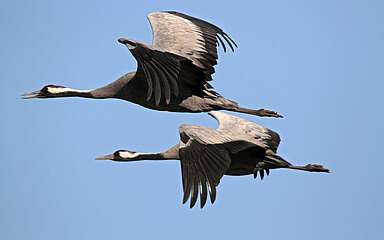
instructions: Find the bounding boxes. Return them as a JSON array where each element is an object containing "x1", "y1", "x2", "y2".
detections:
[
  {"x1": 148, "y1": 11, "x2": 237, "y2": 80},
  {"x1": 124, "y1": 12, "x2": 237, "y2": 106},
  {"x1": 178, "y1": 125, "x2": 263, "y2": 208}
]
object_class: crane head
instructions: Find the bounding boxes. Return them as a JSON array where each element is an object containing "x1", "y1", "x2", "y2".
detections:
[
  {"x1": 96, "y1": 150, "x2": 139, "y2": 161},
  {"x1": 21, "y1": 85, "x2": 69, "y2": 99}
]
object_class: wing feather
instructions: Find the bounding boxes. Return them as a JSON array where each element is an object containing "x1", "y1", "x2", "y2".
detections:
[
  {"x1": 151, "y1": 56, "x2": 179, "y2": 98},
  {"x1": 199, "y1": 175, "x2": 208, "y2": 208},
  {"x1": 146, "y1": 59, "x2": 171, "y2": 104},
  {"x1": 148, "y1": 11, "x2": 237, "y2": 81},
  {"x1": 195, "y1": 157, "x2": 209, "y2": 208},
  {"x1": 124, "y1": 12, "x2": 237, "y2": 105},
  {"x1": 145, "y1": 60, "x2": 163, "y2": 105},
  {"x1": 190, "y1": 163, "x2": 199, "y2": 208},
  {"x1": 182, "y1": 161, "x2": 193, "y2": 204},
  {"x1": 179, "y1": 125, "x2": 251, "y2": 208},
  {"x1": 217, "y1": 35, "x2": 226, "y2": 52},
  {"x1": 129, "y1": 45, "x2": 207, "y2": 105},
  {"x1": 139, "y1": 62, "x2": 153, "y2": 101}
]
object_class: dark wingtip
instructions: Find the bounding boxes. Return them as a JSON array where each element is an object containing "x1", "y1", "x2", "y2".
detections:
[
  {"x1": 200, "y1": 199, "x2": 207, "y2": 209},
  {"x1": 260, "y1": 170, "x2": 264, "y2": 180},
  {"x1": 221, "y1": 33, "x2": 236, "y2": 52},
  {"x1": 223, "y1": 32, "x2": 238, "y2": 48},
  {"x1": 217, "y1": 35, "x2": 227, "y2": 52},
  {"x1": 190, "y1": 200, "x2": 197, "y2": 209},
  {"x1": 209, "y1": 186, "x2": 216, "y2": 204},
  {"x1": 182, "y1": 194, "x2": 189, "y2": 204}
]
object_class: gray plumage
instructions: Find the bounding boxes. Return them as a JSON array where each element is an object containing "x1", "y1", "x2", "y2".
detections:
[
  {"x1": 22, "y1": 11, "x2": 281, "y2": 118},
  {"x1": 96, "y1": 111, "x2": 329, "y2": 208}
]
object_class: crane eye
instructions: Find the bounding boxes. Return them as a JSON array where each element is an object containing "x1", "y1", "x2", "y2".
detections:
[
  {"x1": 114, "y1": 151, "x2": 121, "y2": 157},
  {"x1": 40, "y1": 86, "x2": 49, "y2": 93}
]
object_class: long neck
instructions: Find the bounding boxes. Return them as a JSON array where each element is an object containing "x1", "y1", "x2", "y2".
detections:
[
  {"x1": 137, "y1": 144, "x2": 180, "y2": 160},
  {"x1": 134, "y1": 152, "x2": 172, "y2": 160},
  {"x1": 116, "y1": 144, "x2": 180, "y2": 162},
  {"x1": 89, "y1": 72, "x2": 137, "y2": 99},
  {"x1": 52, "y1": 72, "x2": 137, "y2": 99}
]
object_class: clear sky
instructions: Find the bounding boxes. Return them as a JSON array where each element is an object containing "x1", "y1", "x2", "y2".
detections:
[{"x1": 1, "y1": 0, "x2": 383, "y2": 239}]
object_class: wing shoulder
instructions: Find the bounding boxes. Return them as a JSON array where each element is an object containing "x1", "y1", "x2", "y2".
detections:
[{"x1": 240, "y1": 123, "x2": 281, "y2": 152}]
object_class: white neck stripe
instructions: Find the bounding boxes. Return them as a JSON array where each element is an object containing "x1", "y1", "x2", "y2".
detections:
[{"x1": 47, "y1": 87, "x2": 92, "y2": 94}]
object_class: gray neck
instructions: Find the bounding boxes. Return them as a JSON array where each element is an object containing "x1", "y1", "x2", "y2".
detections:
[
  {"x1": 53, "y1": 72, "x2": 137, "y2": 99},
  {"x1": 137, "y1": 144, "x2": 180, "y2": 160},
  {"x1": 89, "y1": 72, "x2": 137, "y2": 99},
  {"x1": 134, "y1": 153, "x2": 171, "y2": 160},
  {"x1": 115, "y1": 144, "x2": 180, "y2": 162}
]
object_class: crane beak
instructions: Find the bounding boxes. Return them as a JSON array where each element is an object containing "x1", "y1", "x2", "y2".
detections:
[
  {"x1": 95, "y1": 154, "x2": 114, "y2": 160},
  {"x1": 21, "y1": 90, "x2": 43, "y2": 99}
]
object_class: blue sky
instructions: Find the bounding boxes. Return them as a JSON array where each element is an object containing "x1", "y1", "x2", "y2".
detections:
[{"x1": 1, "y1": 0, "x2": 383, "y2": 239}]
